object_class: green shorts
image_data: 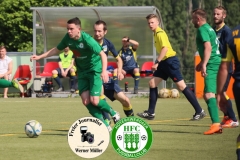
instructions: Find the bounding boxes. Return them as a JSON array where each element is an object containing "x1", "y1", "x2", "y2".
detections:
[
  {"x1": 78, "y1": 72, "x2": 102, "y2": 96},
  {"x1": 204, "y1": 63, "x2": 220, "y2": 93}
]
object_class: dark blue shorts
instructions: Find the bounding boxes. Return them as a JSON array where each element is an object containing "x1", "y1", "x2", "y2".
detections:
[
  {"x1": 123, "y1": 64, "x2": 139, "y2": 77},
  {"x1": 223, "y1": 62, "x2": 233, "y2": 92},
  {"x1": 153, "y1": 56, "x2": 183, "y2": 82},
  {"x1": 56, "y1": 68, "x2": 71, "y2": 78},
  {"x1": 103, "y1": 78, "x2": 122, "y2": 101}
]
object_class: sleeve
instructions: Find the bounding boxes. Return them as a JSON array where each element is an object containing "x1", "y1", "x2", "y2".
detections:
[
  {"x1": 108, "y1": 41, "x2": 119, "y2": 58},
  {"x1": 199, "y1": 29, "x2": 210, "y2": 42},
  {"x1": 85, "y1": 37, "x2": 102, "y2": 55},
  {"x1": 57, "y1": 34, "x2": 69, "y2": 51}
]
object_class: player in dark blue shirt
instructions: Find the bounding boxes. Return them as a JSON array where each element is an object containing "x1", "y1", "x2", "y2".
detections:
[
  {"x1": 114, "y1": 37, "x2": 140, "y2": 94},
  {"x1": 217, "y1": 23, "x2": 240, "y2": 160},
  {"x1": 94, "y1": 20, "x2": 134, "y2": 123},
  {"x1": 213, "y1": 6, "x2": 238, "y2": 128}
]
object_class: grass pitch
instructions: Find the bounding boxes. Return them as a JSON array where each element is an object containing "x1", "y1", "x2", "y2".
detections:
[{"x1": 0, "y1": 97, "x2": 238, "y2": 160}]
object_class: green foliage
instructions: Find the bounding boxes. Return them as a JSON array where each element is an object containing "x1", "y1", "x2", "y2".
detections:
[{"x1": 0, "y1": 0, "x2": 103, "y2": 52}]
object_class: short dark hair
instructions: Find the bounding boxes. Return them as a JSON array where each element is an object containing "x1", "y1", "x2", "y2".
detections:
[
  {"x1": 95, "y1": 20, "x2": 107, "y2": 31},
  {"x1": 192, "y1": 8, "x2": 207, "y2": 19},
  {"x1": 67, "y1": 17, "x2": 81, "y2": 27}
]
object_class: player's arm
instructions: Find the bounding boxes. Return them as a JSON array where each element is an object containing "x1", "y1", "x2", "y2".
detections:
[
  {"x1": 129, "y1": 39, "x2": 139, "y2": 50},
  {"x1": 99, "y1": 51, "x2": 109, "y2": 83},
  {"x1": 6, "y1": 60, "x2": 13, "y2": 75},
  {"x1": 202, "y1": 42, "x2": 211, "y2": 66},
  {"x1": 217, "y1": 46, "x2": 233, "y2": 94},
  {"x1": 31, "y1": 47, "x2": 60, "y2": 61}
]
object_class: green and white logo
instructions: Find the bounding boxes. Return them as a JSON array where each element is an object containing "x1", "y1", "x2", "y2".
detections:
[{"x1": 111, "y1": 117, "x2": 153, "y2": 159}]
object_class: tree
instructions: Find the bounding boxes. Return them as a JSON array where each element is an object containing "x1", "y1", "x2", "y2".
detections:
[{"x1": 0, "y1": 0, "x2": 103, "y2": 51}]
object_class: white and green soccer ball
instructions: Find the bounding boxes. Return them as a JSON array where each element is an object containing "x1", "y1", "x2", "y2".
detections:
[{"x1": 25, "y1": 120, "x2": 42, "y2": 138}]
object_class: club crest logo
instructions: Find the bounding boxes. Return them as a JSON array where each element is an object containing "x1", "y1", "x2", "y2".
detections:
[{"x1": 111, "y1": 117, "x2": 153, "y2": 159}]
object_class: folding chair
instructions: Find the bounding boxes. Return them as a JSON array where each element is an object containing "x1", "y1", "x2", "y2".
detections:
[
  {"x1": 39, "y1": 62, "x2": 59, "y2": 77},
  {"x1": 140, "y1": 61, "x2": 154, "y2": 77}
]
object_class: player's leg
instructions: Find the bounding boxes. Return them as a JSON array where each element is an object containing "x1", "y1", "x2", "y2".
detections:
[
  {"x1": 89, "y1": 73, "x2": 120, "y2": 124},
  {"x1": 78, "y1": 77, "x2": 110, "y2": 128},
  {"x1": 167, "y1": 56, "x2": 204, "y2": 120},
  {"x1": 133, "y1": 67, "x2": 140, "y2": 94},
  {"x1": 114, "y1": 91, "x2": 134, "y2": 117},
  {"x1": 100, "y1": 85, "x2": 111, "y2": 125},
  {"x1": 68, "y1": 68, "x2": 77, "y2": 92},
  {"x1": 52, "y1": 68, "x2": 63, "y2": 91},
  {"x1": 221, "y1": 63, "x2": 238, "y2": 127},
  {"x1": 0, "y1": 78, "x2": 23, "y2": 93},
  {"x1": 203, "y1": 63, "x2": 222, "y2": 135},
  {"x1": 3, "y1": 75, "x2": 10, "y2": 98},
  {"x1": 233, "y1": 80, "x2": 240, "y2": 158}
]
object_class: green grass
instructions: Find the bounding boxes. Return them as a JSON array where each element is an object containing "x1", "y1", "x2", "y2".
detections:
[{"x1": 0, "y1": 98, "x2": 238, "y2": 160}]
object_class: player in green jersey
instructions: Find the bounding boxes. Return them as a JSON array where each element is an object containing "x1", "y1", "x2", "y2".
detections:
[
  {"x1": 192, "y1": 9, "x2": 222, "y2": 135},
  {"x1": 30, "y1": 17, "x2": 120, "y2": 131}
]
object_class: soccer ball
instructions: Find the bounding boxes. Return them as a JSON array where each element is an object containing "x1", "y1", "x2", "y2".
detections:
[
  {"x1": 25, "y1": 120, "x2": 42, "y2": 138},
  {"x1": 170, "y1": 89, "x2": 180, "y2": 98},
  {"x1": 158, "y1": 88, "x2": 171, "y2": 98},
  {"x1": 117, "y1": 135, "x2": 122, "y2": 141}
]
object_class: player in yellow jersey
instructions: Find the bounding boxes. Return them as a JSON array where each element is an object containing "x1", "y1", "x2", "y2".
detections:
[{"x1": 137, "y1": 14, "x2": 205, "y2": 122}]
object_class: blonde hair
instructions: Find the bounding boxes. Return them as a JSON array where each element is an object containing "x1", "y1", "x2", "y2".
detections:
[{"x1": 146, "y1": 14, "x2": 159, "y2": 21}]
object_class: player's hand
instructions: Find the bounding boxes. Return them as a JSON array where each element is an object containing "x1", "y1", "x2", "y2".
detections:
[
  {"x1": 30, "y1": 55, "x2": 41, "y2": 61},
  {"x1": 117, "y1": 72, "x2": 124, "y2": 81},
  {"x1": 101, "y1": 71, "x2": 109, "y2": 83},
  {"x1": 216, "y1": 92, "x2": 228, "y2": 113},
  {"x1": 151, "y1": 64, "x2": 158, "y2": 71},
  {"x1": 195, "y1": 63, "x2": 202, "y2": 72},
  {"x1": 200, "y1": 65, "x2": 207, "y2": 77}
]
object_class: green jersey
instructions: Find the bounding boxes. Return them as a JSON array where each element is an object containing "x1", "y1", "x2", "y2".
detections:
[
  {"x1": 196, "y1": 23, "x2": 221, "y2": 64},
  {"x1": 57, "y1": 31, "x2": 102, "y2": 76}
]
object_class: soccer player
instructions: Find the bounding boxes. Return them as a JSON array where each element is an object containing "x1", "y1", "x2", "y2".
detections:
[
  {"x1": 213, "y1": 6, "x2": 239, "y2": 128},
  {"x1": 52, "y1": 47, "x2": 77, "y2": 92},
  {"x1": 30, "y1": 17, "x2": 120, "y2": 131},
  {"x1": 192, "y1": 9, "x2": 222, "y2": 135},
  {"x1": 114, "y1": 37, "x2": 140, "y2": 94},
  {"x1": 93, "y1": 20, "x2": 134, "y2": 119},
  {"x1": 217, "y1": 24, "x2": 240, "y2": 158},
  {"x1": 137, "y1": 14, "x2": 206, "y2": 122}
]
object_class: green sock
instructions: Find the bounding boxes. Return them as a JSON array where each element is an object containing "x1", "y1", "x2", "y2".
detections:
[
  {"x1": 98, "y1": 99, "x2": 116, "y2": 116},
  {"x1": 86, "y1": 103, "x2": 109, "y2": 126},
  {"x1": 0, "y1": 79, "x2": 13, "y2": 88},
  {"x1": 206, "y1": 98, "x2": 220, "y2": 123}
]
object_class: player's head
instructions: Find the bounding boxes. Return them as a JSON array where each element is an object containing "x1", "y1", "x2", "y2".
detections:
[
  {"x1": 67, "y1": 17, "x2": 81, "y2": 39},
  {"x1": 122, "y1": 36, "x2": 130, "y2": 48},
  {"x1": 94, "y1": 20, "x2": 107, "y2": 42},
  {"x1": 0, "y1": 45, "x2": 7, "y2": 59},
  {"x1": 191, "y1": 9, "x2": 207, "y2": 28},
  {"x1": 64, "y1": 47, "x2": 70, "y2": 52},
  {"x1": 213, "y1": 6, "x2": 226, "y2": 25},
  {"x1": 146, "y1": 14, "x2": 160, "y2": 32}
]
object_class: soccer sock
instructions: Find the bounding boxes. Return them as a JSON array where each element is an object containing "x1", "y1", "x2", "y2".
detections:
[
  {"x1": 54, "y1": 77, "x2": 62, "y2": 88},
  {"x1": 86, "y1": 103, "x2": 109, "y2": 126},
  {"x1": 236, "y1": 149, "x2": 240, "y2": 160},
  {"x1": 97, "y1": 99, "x2": 116, "y2": 116},
  {"x1": 0, "y1": 79, "x2": 13, "y2": 88},
  {"x1": 113, "y1": 73, "x2": 118, "y2": 84},
  {"x1": 70, "y1": 76, "x2": 77, "y2": 89},
  {"x1": 206, "y1": 98, "x2": 220, "y2": 123},
  {"x1": 226, "y1": 99, "x2": 238, "y2": 121},
  {"x1": 182, "y1": 87, "x2": 202, "y2": 113},
  {"x1": 100, "y1": 94, "x2": 111, "y2": 120},
  {"x1": 148, "y1": 87, "x2": 158, "y2": 114},
  {"x1": 134, "y1": 73, "x2": 140, "y2": 89},
  {"x1": 123, "y1": 105, "x2": 134, "y2": 117}
]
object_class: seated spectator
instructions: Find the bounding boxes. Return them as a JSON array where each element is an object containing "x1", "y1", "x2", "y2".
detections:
[
  {"x1": 113, "y1": 37, "x2": 140, "y2": 94},
  {"x1": 0, "y1": 45, "x2": 13, "y2": 98},
  {"x1": 52, "y1": 47, "x2": 77, "y2": 92}
]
